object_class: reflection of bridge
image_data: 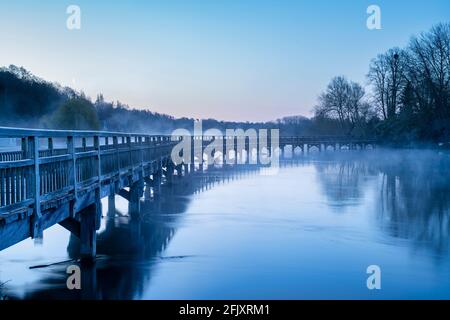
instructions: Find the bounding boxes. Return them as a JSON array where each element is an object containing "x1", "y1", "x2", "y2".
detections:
[
  {"x1": 11, "y1": 162, "x2": 265, "y2": 299},
  {"x1": 0, "y1": 127, "x2": 376, "y2": 260}
]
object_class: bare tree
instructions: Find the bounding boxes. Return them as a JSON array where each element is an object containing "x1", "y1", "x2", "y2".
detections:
[
  {"x1": 368, "y1": 53, "x2": 389, "y2": 119},
  {"x1": 347, "y1": 81, "x2": 366, "y2": 126},
  {"x1": 406, "y1": 23, "x2": 450, "y2": 119},
  {"x1": 315, "y1": 76, "x2": 350, "y2": 125},
  {"x1": 315, "y1": 76, "x2": 370, "y2": 135},
  {"x1": 368, "y1": 48, "x2": 407, "y2": 120}
]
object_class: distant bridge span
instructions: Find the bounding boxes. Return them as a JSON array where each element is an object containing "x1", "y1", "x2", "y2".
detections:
[{"x1": 0, "y1": 127, "x2": 376, "y2": 259}]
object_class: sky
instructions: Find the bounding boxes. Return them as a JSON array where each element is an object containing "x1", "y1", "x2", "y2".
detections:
[{"x1": 0, "y1": 0, "x2": 449, "y2": 122}]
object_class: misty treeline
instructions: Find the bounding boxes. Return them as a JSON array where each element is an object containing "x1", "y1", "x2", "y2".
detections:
[
  {"x1": 315, "y1": 23, "x2": 450, "y2": 143},
  {"x1": 0, "y1": 65, "x2": 100, "y2": 130},
  {"x1": 0, "y1": 65, "x2": 315, "y2": 135}
]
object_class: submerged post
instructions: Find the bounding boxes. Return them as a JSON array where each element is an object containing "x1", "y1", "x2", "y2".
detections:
[{"x1": 108, "y1": 189, "x2": 115, "y2": 217}]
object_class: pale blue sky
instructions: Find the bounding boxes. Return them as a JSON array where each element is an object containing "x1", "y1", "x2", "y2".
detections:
[{"x1": 0, "y1": 0, "x2": 448, "y2": 121}]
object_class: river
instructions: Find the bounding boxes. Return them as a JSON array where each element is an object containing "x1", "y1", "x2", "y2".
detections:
[{"x1": 1, "y1": 149, "x2": 450, "y2": 299}]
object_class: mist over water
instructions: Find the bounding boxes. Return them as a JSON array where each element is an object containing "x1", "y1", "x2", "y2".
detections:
[{"x1": 1, "y1": 149, "x2": 450, "y2": 300}]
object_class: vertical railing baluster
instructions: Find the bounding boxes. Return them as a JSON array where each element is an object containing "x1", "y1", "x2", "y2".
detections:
[
  {"x1": 113, "y1": 136, "x2": 119, "y2": 172},
  {"x1": 21, "y1": 138, "x2": 27, "y2": 160},
  {"x1": 127, "y1": 136, "x2": 132, "y2": 168},
  {"x1": 48, "y1": 163, "x2": 51, "y2": 194},
  {"x1": 18, "y1": 168, "x2": 22, "y2": 202},
  {"x1": 67, "y1": 136, "x2": 78, "y2": 206},
  {"x1": 27, "y1": 135, "x2": 41, "y2": 238},
  {"x1": 62, "y1": 161, "x2": 66, "y2": 188},
  {"x1": 144, "y1": 136, "x2": 150, "y2": 162},
  {"x1": 54, "y1": 162, "x2": 58, "y2": 191},
  {"x1": 94, "y1": 135, "x2": 101, "y2": 182},
  {"x1": 51, "y1": 162, "x2": 54, "y2": 192},
  {"x1": 43, "y1": 165, "x2": 46, "y2": 195},
  {"x1": 5, "y1": 168, "x2": 10, "y2": 206},
  {"x1": 11, "y1": 167, "x2": 16, "y2": 204},
  {"x1": 93, "y1": 135, "x2": 102, "y2": 231},
  {"x1": 138, "y1": 136, "x2": 143, "y2": 170},
  {"x1": 0, "y1": 168, "x2": 3, "y2": 206},
  {"x1": 47, "y1": 164, "x2": 50, "y2": 193},
  {"x1": 47, "y1": 165, "x2": 50, "y2": 194},
  {"x1": 55, "y1": 162, "x2": 59, "y2": 191},
  {"x1": 48, "y1": 137, "x2": 53, "y2": 157}
]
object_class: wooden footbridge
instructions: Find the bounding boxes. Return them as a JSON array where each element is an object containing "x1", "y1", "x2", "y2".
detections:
[{"x1": 0, "y1": 127, "x2": 375, "y2": 260}]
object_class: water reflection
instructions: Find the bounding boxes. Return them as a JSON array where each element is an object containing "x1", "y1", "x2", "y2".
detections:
[
  {"x1": 375, "y1": 151, "x2": 450, "y2": 257},
  {"x1": 313, "y1": 155, "x2": 375, "y2": 210},
  {"x1": 9, "y1": 164, "x2": 264, "y2": 300},
  {"x1": 2, "y1": 150, "x2": 450, "y2": 299},
  {"x1": 313, "y1": 150, "x2": 450, "y2": 257}
]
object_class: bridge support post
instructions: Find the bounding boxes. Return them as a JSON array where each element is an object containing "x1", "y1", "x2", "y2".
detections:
[
  {"x1": 152, "y1": 171, "x2": 162, "y2": 197},
  {"x1": 144, "y1": 177, "x2": 152, "y2": 200},
  {"x1": 108, "y1": 192, "x2": 115, "y2": 217},
  {"x1": 80, "y1": 203, "x2": 98, "y2": 262},
  {"x1": 129, "y1": 180, "x2": 144, "y2": 219},
  {"x1": 108, "y1": 181, "x2": 117, "y2": 217}
]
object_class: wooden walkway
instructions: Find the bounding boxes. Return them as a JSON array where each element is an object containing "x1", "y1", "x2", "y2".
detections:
[{"x1": 0, "y1": 127, "x2": 376, "y2": 260}]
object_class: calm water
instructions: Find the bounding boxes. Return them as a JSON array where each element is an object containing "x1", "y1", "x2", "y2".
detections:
[{"x1": 1, "y1": 149, "x2": 450, "y2": 300}]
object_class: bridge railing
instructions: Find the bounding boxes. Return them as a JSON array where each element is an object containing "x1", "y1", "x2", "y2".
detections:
[
  {"x1": 0, "y1": 127, "x2": 180, "y2": 216},
  {"x1": 278, "y1": 136, "x2": 377, "y2": 144}
]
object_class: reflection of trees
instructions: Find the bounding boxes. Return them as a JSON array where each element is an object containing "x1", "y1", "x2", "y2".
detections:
[
  {"x1": 13, "y1": 164, "x2": 262, "y2": 300},
  {"x1": 313, "y1": 153, "x2": 376, "y2": 210},
  {"x1": 376, "y1": 151, "x2": 450, "y2": 256},
  {"x1": 312, "y1": 150, "x2": 450, "y2": 257},
  {"x1": 18, "y1": 186, "x2": 185, "y2": 300}
]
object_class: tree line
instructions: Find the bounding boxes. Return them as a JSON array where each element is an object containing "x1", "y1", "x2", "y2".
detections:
[{"x1": 315, "y1": 23, "x2": 450, "y2": 144}]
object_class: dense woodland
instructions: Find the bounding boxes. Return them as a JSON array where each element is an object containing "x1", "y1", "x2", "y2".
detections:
[{"x1": 0, "y1": 23, "x2": 449, "y2": 144}]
